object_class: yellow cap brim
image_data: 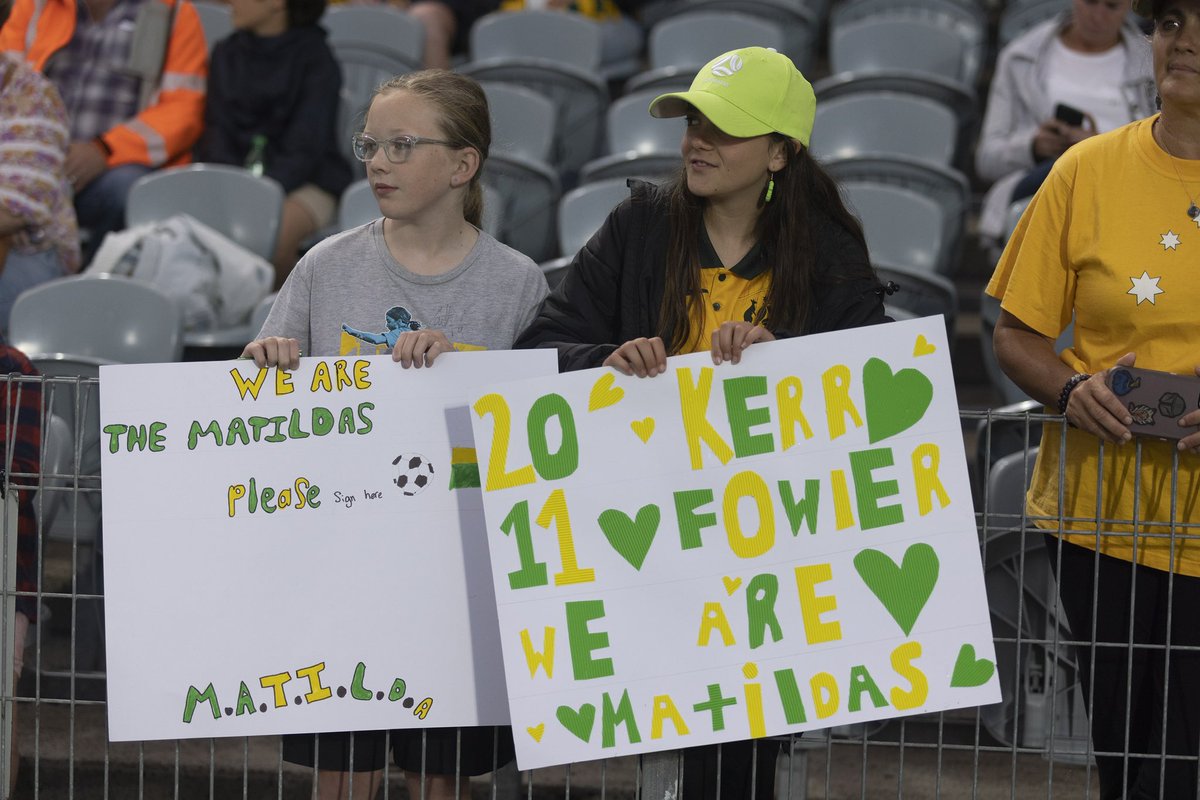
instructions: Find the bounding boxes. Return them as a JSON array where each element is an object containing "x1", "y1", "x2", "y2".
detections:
[{"x1": 648, "y1": 90, "x2": 778, "y2": 140}]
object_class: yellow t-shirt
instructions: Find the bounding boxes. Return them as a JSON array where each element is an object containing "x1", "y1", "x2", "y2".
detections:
[
  {"x1": 987, "y1": 114, "x2": 1200, "y2": 575},
  {"x1": 681, "y1": 226, "x2": 772, "y2": 354}
]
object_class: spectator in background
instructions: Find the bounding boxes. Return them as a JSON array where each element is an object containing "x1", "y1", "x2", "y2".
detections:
[
  {"x1": 0, "y1": 0, "x2": 207, "y2": 264},
  {"x1": 194, "y1": 0, "x2": 351, "y2": 287},
  {"x1": 406, "y1": 0, "x2": 642, "y2": 73},
  {"x1": 0, "y1": 0, "x2": 79, "y2": 335},
  {"x1": 975, "y1": 0, "x2": 1156, "y2": 243}
]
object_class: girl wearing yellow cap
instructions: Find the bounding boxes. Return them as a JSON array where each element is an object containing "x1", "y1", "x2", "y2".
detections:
[
  {"x1": 516, "y1": 46, "x2": 889, "y2": 798},
  {"x1": 516, "y1": 46, "x2": 888, "y2": 380}
]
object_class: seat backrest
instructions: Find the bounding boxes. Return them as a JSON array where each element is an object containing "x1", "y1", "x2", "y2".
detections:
[
  {"x1": 831, "y1": 0, "x2": 986, "y2": 82},
  {"x1": 648, "y1": 11, "x2": 786, "y2": 70},
  {"x1": 470, "y1": 10, "x2": 603, "y2": 70},
  {"x1": 831, "y1": 16, "x2": 969, "y2": 85},
  {"x1": 810, "y1": 92, "x2": 958, "y2": 166},
  {"x1": 193, "y1": 0, "x2": 233, "y2": 53},
  {"x1": 481, "y1": 156, "x2": 561, "y2": 262},
  {"x1": 323, "y1": 6, "x2": 424, "y2": 71},
  {"x1": 872, "y1": 262, "x2": 957, "y2": 327},
  {"x1": 337, "y1": 178, "x2": 378, "y2": 232},
  {"x1": 606, "y1": 90, "x2": 682, "y2": 155},
  {"x1": 482, "y1": 82, "x2": 558, "y2": 164},
  {"x1": 983, "y1": 446, "x2": 1040, "y2": 527},
  {"x1": 999, "y1": 0, "x2": 1068, "y2": 48},
  {"x1": 673, "y1": 0, "x2": 819, "y2": 71},
  {"x1": 9, "y1": 275, "x2": 184, "y2": 364},
  {"x1": 841, "y1": 182, "x2": 945, "y2": 273},
  {"x1": 558, "y1": 178, "x2": 630, "y2": 256},
  {"x1": 126, "y1": 164, "x2": 285, "y2": 260}
]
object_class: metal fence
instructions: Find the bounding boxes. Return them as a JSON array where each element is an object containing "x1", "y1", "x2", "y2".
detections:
[{"x1": 3, "y1": 376, "x2": 1196, "y2": 799}]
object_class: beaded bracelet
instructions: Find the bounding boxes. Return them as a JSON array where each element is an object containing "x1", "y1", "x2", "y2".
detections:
[{"x1": 1057, "y1": 372, "x2": 1091, "y2": 415}]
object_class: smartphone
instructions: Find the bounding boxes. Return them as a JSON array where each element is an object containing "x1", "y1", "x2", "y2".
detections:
[
  {"x1": 1105, "y1": 365, "x2": 1200, "y2": 441},
  {"x1": 1054, "y1": 103, "x2": 1086, "y2": 128}
]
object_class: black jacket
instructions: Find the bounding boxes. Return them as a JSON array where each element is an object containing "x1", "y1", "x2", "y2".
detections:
[
  {"x1": 515, "y1": 180, "x2": 891, "y2": 371},
  {"x1": 195, "y1": 26, "x2": 352, "y2": 197}
]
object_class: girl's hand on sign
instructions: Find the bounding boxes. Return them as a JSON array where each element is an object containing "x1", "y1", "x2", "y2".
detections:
[
  {"x1": 392, "y1": 329, "x2": 454, "y2": 368},
  {"x1": 604, "y1": 337, "x2": 667, "y2": 378},
  {"x1": 241, "y1": 337, "x2": 301, "y2": 370},
  {"x1": 711, "y1": 322, "x2": 774, "y2": 365}
]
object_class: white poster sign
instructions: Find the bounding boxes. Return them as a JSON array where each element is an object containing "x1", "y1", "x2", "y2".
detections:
[
  {"x1": 469, "y1": 318, "x2": 999, "y2": 769},
  {"x1": 100, "y1": 351, "x2": 557, "y2": 741}
]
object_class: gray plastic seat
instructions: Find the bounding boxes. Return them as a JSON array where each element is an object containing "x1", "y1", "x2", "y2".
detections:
[
  {"x1": 999, "y1": 0, "x2": 1068, "y2": 48},
  {"x1": 813, "y1": 71, "x2": 977, "y2": 164},
  {"x1": 323, "y1": 5, "x2": 425, "y2": 166},
  {"x1": 461, "y1": 11, "x2": 607, "y2": 175},
  {"x1": 872, "y1": 261, "x2": 958, "y2": 343},
  {"x1": 193, "y1": 0, "x2": 233, "y2": 52},
  {"x1": 558, "y1": 178, "x2": 630, "y2": 256},
  {"x1": 671, "y1": 0, "x2": 818, "y2": 72},
  {"x1": 337, "y1": 178, "x2": 378, "y2": 232},
  {"x1": 627, "y1": 10, "x2": 786, "y2": 95},
  {"x1": 127, "y1": 163, "x2": 285, "y2": 261},
  {"x1": 824, "y1": 155, "x2": 969, "y2": 275},
  {"x1": 830, "y1": 0, "x2": 987, "y2": 87},
  {"x1": 481, "y1": 82, "x2": 557, "y2": 165},
  {"x1": 482, "y1": 156, "x2": 561, "y2": 262},
  {"x1": 841, "y1": 182, "x2": 945, "y2": 275},
  {"x1": 579, "y1": 89, "x2": 682, "y2": 183},
  {"x1": 469, "y1": 9, "x2": 602, "y2": 70},
  {"x1": 980, "y1": 290, "x2": 1075, "y2": 407},
  {"x1": 810, "y1": 91, "x2": 958, "y2": 167}
]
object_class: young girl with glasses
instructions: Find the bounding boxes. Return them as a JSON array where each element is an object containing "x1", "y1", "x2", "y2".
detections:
[{"x1": 242, "y1": 69, "x2": 546, "y2": 800}]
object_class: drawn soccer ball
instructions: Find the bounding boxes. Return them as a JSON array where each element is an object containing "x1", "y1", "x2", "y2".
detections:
[{"x1": 393, "y1": 453, "x2": 435, "y2": 496}]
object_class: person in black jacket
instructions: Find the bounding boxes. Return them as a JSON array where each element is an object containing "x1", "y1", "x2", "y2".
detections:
[
  {"x1": 194, "y1": 0, "x2": 351, "y2": 287},
  {"x1": 516, "y1": 46, "x2": 889, "y2": 379},
  {"x1": 515, "y1": 46, "x2": 889, "y2": 800}
]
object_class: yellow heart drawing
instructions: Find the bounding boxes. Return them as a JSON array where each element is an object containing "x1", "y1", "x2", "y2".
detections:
[
  {"x1": 722, "y1": 576, "x2": 742, "y2": 595},
  {"x1": 527, "y1": 723, "x2": 545, "y2": 742},
  {"x1": 631, "y1": 417, "x2": 655, "y2": 443},
  {"x1": 913, "y1": 335, "x2": 936, "y2": 357},
  {"x1": 588, "y1": 373, "x2": 624, "y2": 412}
]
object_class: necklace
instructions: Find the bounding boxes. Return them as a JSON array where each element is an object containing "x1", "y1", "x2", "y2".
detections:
[{"x1": 1156, "y1": 118, "x2": 1200, "y2": 220}]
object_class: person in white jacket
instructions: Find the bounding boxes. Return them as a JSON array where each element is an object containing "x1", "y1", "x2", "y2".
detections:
[{"x1": 975, "y1": 0, "x2": 1156, "y2": 243}]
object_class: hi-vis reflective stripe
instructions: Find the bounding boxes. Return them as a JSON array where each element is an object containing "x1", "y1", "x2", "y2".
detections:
[
  {"x1": 25, "y1": 0, "x2": 49, "y2": 51},
  {"x1": 126, "y1": 118, "x2": 167, "y2": 164},
  {"x1": 160, "y1": 72, "x2": 205, "y2": 93}
]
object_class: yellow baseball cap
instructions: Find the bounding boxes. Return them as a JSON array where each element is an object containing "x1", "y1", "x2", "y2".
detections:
[{"x1": 648, "y1": 47, "x2": 816, "y2": 146}]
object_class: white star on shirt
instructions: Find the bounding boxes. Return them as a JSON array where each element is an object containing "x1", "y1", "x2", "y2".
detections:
[
  {"x1": 1162, "y1": 231, "x2": 1182, "y2": 250},
  {"x1": 1194, "y1": 214, "x2": 1200, "y2": 230},
  {"x1": 1128, "y1": 271, "x2": 1164, "y2": 305}
]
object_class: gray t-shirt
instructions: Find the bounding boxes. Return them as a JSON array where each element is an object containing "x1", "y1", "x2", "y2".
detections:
[{"x1": 259, "y1": 221, "x2": 549, "y2": 358}]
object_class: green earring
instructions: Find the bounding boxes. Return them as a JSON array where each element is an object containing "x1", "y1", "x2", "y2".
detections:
[{"x1": 764, "y1": 174, "x2": 775, "y2": 203}]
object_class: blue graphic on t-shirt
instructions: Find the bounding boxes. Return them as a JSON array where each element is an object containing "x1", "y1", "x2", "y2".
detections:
[{"x1": 341, "y1": 305, "x2": 425, "y2": 347}]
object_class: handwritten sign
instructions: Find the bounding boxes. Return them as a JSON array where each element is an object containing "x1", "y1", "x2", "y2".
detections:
[
  {"x1": 469, "y1": 318, "x2": 999, "y2": 769},
  {"x1": 99, "y1": 351, "x2": 557, "y2": 741}
]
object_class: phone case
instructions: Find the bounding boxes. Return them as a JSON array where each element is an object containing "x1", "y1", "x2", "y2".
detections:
[
  {"x1": 1054, "y1": 103, "x2": 1085, "y2": 127},
  {"x1": 1105, "y1": 366, "x2": 1200, "y2": 441}
]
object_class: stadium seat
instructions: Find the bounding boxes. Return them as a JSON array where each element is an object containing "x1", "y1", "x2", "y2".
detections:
[
  {"x1": 810, "y1": 91, "x2": 959, "y2": 167},
  {"x1": 999, "y1": 0, "x2": 1068, "y2": 48},
  {"x1": 824, "y1": 155, "x2": 969, "y2": 275},
  {"x1": 672, "y1": 0, "x2": 818, "y2": 71},
  {"x1": 193, "y1": 0, "x2": 233, "y2": 53},
  {"x1": 557, "y1": 178, "x2": 630, "y2": 257},
  {"x1": 626, "y1": 11, "x2": 786, "y2": 95},
  {"x1": 829, "y1": 0, "x2": 987, "y2": 87},
  {"x1": 323, "y1": 5, "x2": 425, "y2": 166},
  {"x1": 872, "y1": 261, "x2": 958, "y2": 343},
  {"x1": 840, "y1": 182, "x2": 946, "y2": 275},
  {"x1": 127, "y1": 164, "x2": 284, "y2": 261},
  {"x1": 482, "y1": 81, "x2": 557, "y2": 164},
  {"x1": 461, "y1": 11, "x2": 607, "y2": 176},
  {"x1": 579, "y1": 89, "x2": 682, "y2": 184}
]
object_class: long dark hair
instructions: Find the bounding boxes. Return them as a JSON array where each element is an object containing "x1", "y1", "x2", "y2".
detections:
[{"x1": 657, "y1": 138, "x2": 870, "y2": 354}]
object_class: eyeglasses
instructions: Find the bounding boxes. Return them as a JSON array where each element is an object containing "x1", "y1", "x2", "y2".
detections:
[{"x1": 351, "y1": 133, "x2": 459, "y2": 164}]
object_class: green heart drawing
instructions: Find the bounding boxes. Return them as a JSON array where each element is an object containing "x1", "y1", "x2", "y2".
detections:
[
  {"x1": 598, "y1": 504, "x2": 661, "y2": 571},
  {"x1": 853, "y1": 544, "x2": 939, "y2": 636},
  {"x1": 950, "y1": 644, "x2": 996, "y2": 688},
  {"x1": 862, "y1": 357, "x2": 934, "y2": 444},
  {"x1": 556, "y1": 703, "x2": 596, "y2": 742}
]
